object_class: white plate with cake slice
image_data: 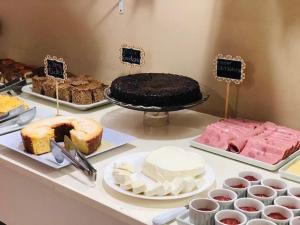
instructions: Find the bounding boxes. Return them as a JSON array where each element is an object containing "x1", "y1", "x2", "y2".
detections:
[
  {"x1": 0, "y1": 127, "x2": 136, "y2": 169},
  {"x1": 22, "y1": 85, "x2": 110, "y2": 111},
  {"x1": 103, "y1": 148, "x2": 215, "y2": 200}
]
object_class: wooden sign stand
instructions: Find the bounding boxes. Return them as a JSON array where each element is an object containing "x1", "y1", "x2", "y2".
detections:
[
  {"x1": 213, "y1": 54, "x2": 246, "y2": 119},
  {"x1": 44, "y1": 55, "x2": 67, "y2": 116}
]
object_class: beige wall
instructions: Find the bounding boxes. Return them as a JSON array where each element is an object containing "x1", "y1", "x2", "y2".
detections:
[{"x1": 1, "y1": 0, "x2": 300, "y2": 128}]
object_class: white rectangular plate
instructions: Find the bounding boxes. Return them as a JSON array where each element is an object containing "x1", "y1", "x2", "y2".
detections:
[
  {"x1": 190, "y1": 138, "x2": 300, "y2": 171},
  {"x1": 22, "y1": 84, "x2": 110, "y2": 111},
  {"x1": 279, "y1": 155, "x2": 300, "y2": 183},
  {"x1": 0, "y1": 128, "x2": 136, "y2": 169}
]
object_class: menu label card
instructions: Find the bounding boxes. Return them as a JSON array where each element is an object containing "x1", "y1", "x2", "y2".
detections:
[
  {"x1": 44, "y1": 55, "x2": 67, "y2": 80},
  {"x1": 120, "y1": 45, "x2": 145, "y2": 67},
  {"x1": 214, "y1": 54, "x2": 246, "y2": 84}
]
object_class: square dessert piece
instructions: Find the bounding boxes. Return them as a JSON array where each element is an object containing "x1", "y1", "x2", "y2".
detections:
[
  {"x1": 42, "y1": 78, "x2": 57, "y2": 98},
  {"x1": 32, "y1": 76, "x2": 47, "y2": 94},
  {"x1": 71, "y1": 85, "x2": 93, "y2": 104},
  {"x1": 87, "y1": 80, "x2": 105, "y2": 102},
  {"x1": 58, "y1": 83, "x2": 72, "y2": 102}
]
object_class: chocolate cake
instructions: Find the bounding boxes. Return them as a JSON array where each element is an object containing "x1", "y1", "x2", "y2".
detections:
[{"x1": 110, "y1": 73, "x2": 202, "y2": 107}]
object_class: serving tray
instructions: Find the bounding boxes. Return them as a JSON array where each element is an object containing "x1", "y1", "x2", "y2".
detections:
[
  {"x1": 0, "y1": 127, "x2": 136, "y2": 169},
  {"x1": 279, "y1": 155, "x2": 300, "y2": 183},
  {"x1": 22, "y1": 85, "x2": 110, "y2": 111},
  {"x1": 190, "y1": 138, "x2": 300, "y2": 171}
]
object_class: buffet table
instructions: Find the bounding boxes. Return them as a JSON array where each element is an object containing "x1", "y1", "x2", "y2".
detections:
[{"x1": 0, "y1": 94, "x2": 298, "y2": 225}]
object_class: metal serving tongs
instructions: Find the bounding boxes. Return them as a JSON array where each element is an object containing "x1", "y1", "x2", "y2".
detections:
[
  {"x1": 50, "y1": 136, "x2": 97, "y2": 181},
  {"x1": 0, "y1": 78, "x2": 27, "y2": 94}
]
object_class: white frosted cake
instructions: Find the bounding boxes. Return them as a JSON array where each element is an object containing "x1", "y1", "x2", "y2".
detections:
[{"x1": 142, "y1": 146, "x2": 205, "y2": 183}]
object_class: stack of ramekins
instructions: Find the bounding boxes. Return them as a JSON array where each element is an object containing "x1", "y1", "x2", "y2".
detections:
[{"x1": 187, "y1": 171, "x2": 300, "y2": 225}]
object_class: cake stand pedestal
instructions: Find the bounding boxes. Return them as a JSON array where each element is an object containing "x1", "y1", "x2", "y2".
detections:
[
  {"x1": 143, "y1": 112, "x2": 169, "y2": 127},
  {"x1": 104, "y1": 88, "x2": 209, "y2": 127}
]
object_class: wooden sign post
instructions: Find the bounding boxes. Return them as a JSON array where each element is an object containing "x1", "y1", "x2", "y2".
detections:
[
  {"x1": 213, "y1": 54, "x2": 246, "y2": 119},
  {"x1": 44, "y1": 55, "x2": 67, "y2": 116}
]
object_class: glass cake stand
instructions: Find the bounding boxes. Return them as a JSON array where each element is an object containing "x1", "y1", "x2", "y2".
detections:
[{"x1": 104, "y1": 88, "x2": 209, "y2": 126}]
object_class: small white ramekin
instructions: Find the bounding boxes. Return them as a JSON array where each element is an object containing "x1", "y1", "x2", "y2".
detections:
[
  {"x1": 247, "y1": 185, "x2": 277, "y2": 205},
  {"x1": 208, "y1": 188, "x2": 237, "y2": 210},
  {"x1": 261, "y1": 178, "x2": 288, "y2": 196},
  {"x1": 274, "y1": 196, "x2": 300, "y2": 217},
  {"x1": 288, "y1": 187, "x2": 300, "y2": 199},
  {"x1": 290, "y1": 216, "x2": 300, "y2": 225},
  {"x1": 215, "y1": 209, "x2": 247, "y2": 225},
  {"x1": 189, "y1": 198, "x2": 220, "y2": 225},
  {"x1": 234, "y1": 197, "x2": 265, "y2": 220},
  {"x1": 223, "y1": 177, "x2": 251, "y2": 198},
  {"x1": 262, "y1": 205, "x2": 294, "y2": 225},
  {"x1": 246, "y1": 218, "x2": 276, "y2": 225},
  {"x1": 238, "y1": 171, "x2": 262, "y2": 185}
]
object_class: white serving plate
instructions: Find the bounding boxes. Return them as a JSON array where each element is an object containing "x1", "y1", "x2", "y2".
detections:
[
  {"x1": 279, "y1": 155, "x2": 300, "y2": 183},
  {"x1": 0, "y1": 128, "x2": 136, "y2": 169},
  {"x1": 190, "y1": 138, "x2": 300, "y2": 171},
  {"x1": 103, "y1": 151, "x2": 215, "y2": 200},
  {"x1": 22, "y1": 84, "x2": 110, "y2": 111}
]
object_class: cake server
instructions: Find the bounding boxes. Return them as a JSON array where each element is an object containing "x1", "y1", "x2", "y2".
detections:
[
  {"x1": 0, "y1": 107, "x2": 36, "y2": 136},
  {"x1": 50, "y1": 136, "x2": 97, "y2": 181},
  {"x1": 0, "y1": 105, "x2": 26, "y2": 123},
  {"x1": 152, "y1": 205, "x2": 189, "y2": 225},
  {"x1": 0, "y1": 107, "x2": 36, "y2": 128}
]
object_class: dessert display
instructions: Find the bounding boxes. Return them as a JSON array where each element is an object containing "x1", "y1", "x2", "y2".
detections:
[
  {"x1": 108, "y1": 146, "x2": 211, "y2": 198},
  {"x1": 195, "y1": 118, "x2": 300, "y2": 165},
  {"x1": 0, "y1": 58, "x2": 35, "y2": 82},
  {"x1": 110, "y1": 73, "x2": 202, "y2": 107},
  {"x1": 0, "y1": 94, "x2": 28, "y2": 113},
  {"x1": 21, "y1": 116, "x2": 103, "y2": 155},
  {"x1": 32, "y1": 73, "x2": 107, "y2": 105}
]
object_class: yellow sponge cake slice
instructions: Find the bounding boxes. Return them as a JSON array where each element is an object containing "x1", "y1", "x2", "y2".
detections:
[{"x1": 21, "y1": 116, "x2": 103, "y2": 155}]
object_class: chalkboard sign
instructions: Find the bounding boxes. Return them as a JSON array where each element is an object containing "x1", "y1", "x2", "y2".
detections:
[
  {"x1": 44, "y1": 55, "x2": 67, "y2": 80},
  {"x1": 213, "y1": 54, "x2": 245, "y2": 84},
  {"x1": 120, "y1": 45, "x2": 145, "y2": 66}
]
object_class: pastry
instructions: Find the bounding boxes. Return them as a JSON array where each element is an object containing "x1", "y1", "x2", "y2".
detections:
[
  {"x1": 110, "y1": 73, "x2": 202, "y2": 107},
  {"x1": 32, "y1": 76, "x2": 47, "y2": 94},
  {"x1": 71, "y1": 84, "x2": 93, "y2": 105},
  {"x1": 42, "y1": 78, "x2": 57, "y2": 98},
  {"x1": 21, "y1": 116, "x2": 103, "y2": 155},
  {"x1": 58, "y1": 83, "x2": 72, "y2": 102}
]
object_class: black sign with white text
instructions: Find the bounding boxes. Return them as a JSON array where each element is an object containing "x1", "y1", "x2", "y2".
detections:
[
  {"x1": 217, "y1": 59, "x2": 242, "y2": 80},
  {"x1": 46, "y1": 59, "x2": 65, "y2": 79}
]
